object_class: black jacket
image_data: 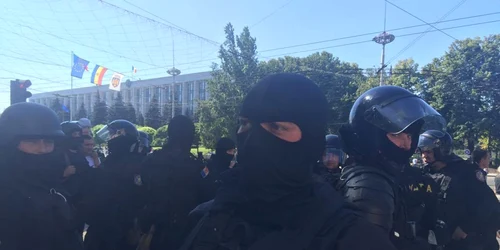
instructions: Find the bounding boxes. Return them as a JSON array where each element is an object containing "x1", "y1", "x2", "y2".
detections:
[
  {"x1": 0, "y1": 160, "x2": 83, "y2": 250},
  {"x1": 81, "y1": 153, "x2": 146, "y2": 250},
  {"x1": 337, "y1": 164, "x2": 396, "y2": 232},
  {"x1": 181, "y1": 169, "x2": 397, "y2": 250},
  {"x1": 140, "y1": 148, "x2": 215, "y2": 250}
]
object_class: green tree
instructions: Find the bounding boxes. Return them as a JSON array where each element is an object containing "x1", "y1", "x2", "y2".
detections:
[
  {"x1": 50, "y1": 98, "x2": 69, "y2": 122},
  {"x1": 92, "y1": 91, "x2": 108, "y2": 125},
  {"x1": 423, "y1": 35, "x2": 500, "y2": 153},
  {"x1": 126, "y1": 103, "x2": 137, "y2": 124},
  {"x1": 108, "y1": 92, "x2": 128, "y2": 121},
  {"x1": 153, "y1": 125, "x2": 168, "y2": 147},
  {"x1": 198, "y1": 23, "x2": 259, "y2": 148},
  {"x1": 136, "y1": 111, "x2": 145, "y2": 126},
  {"x1": 92, "y1": 124, "x2": 106, "y2": 144},
  {"x1": 77, "y1": 102, "x2": 88, "y2": 119},
  {"x1": 161, "y1": 104, "x2": 172, "y2": 125},
  {"x1": 145, "y1": 95, "x2": 162, "y2": 129}
]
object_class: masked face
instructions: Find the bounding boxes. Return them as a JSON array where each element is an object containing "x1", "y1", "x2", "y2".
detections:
[{"x1": 236, "y1": 73, "x2": 329, "y2": 202}]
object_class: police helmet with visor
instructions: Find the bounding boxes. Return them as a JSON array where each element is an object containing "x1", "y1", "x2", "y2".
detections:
[{"x1": 417, "y1": 130, "x2": 453, "y2": 163}]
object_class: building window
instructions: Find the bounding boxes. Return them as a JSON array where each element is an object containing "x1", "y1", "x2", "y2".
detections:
[
  {"x1": 144, "y1": 88, "x2": 150, "y2": 103},
  {"x1": 199, "y1": 81, "x2": 206, "y2": 100},
  {"x1": 188, "y1": 82, "x2": 194, "y2": 104},
  {"x1": 164, "y1": 86, "x2": 171, "y2": 102},
  {"x1": 176, "y1": 84, "x2": 183, "y2": 103}
]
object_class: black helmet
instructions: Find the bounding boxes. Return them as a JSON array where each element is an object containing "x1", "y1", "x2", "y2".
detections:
[
  {"x1": 60, "y1": 121, "x2": 82, "y2": 137},
  {"x1": 418, "y1": 130, "x2": 453, "y2": 163},
  {"x1": 325, "y1": 134, "x2": 341, "y2": 149},
  {"x1": 97, "y1": 119, "x2": 139, "y2": 155},
  {"x1": 0, "y1": 103, "x2": 65, "y2": 146},
  {"x1": 138, "y1": 131, "x2": 150, "y2": 148},
  {"x1": 96, "y1": 119, "x2": 138, "y2": 142},
  {"x1": 340, "y1": 86, "x2": 445, "y2": 165},
  {"x1": 324, "y1": 134, "x2": 346, "y2": 166}
]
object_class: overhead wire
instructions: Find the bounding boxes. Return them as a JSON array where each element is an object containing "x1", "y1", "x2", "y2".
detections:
[
  {"x1": 385, "y1": 0, "x2": 468, "y2": 65},
  {"x1": 385, "y1": 0, "x2": 458, "y2": 40}
]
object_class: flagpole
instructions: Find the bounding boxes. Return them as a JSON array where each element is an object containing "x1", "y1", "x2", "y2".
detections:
[{"x1": 70, "y1": 51, "x2": 74, "y2": 121}]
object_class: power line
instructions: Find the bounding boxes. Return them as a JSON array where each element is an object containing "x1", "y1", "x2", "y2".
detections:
[
  {"x1": 250, "y1": 0, "x2": 296, "y2": 28},
  {"x1": 99, "y1": 0, "x2": 219, "y2": 46},
  {"x1": 386, "y1": 0, "x2": 467, "y2": 65},
  {"x1": 385, "y1": 0, "x2": 458, "y2": 40},
  {"x1": 259, "y1": 11, "x2": 498, "y2": 53}
]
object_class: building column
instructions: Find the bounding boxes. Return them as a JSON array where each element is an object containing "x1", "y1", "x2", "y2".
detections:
[
  {"x1": 182, "y1": 82, "x2": 188, "y2": 115},
  {"x1": 194, "y1": 81, "x2": 200, "y2": 113}
]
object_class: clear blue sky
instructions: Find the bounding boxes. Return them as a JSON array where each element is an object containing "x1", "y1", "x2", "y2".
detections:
[{"x1": 0, "y1": 0, "x2": 499, "y2": 111}]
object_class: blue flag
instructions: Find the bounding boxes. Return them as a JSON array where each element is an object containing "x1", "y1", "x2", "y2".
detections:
[
  {"x1": 71, "y1": 53, "x2": 89, "y2": 79},
  {"x1": 61, "y1": 104, "x2": 70, "y2": 113}
]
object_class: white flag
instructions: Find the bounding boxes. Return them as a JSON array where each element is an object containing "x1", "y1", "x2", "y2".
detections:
[{"x1": 109, "y1": 73, "x2": 124, "y2": 91}]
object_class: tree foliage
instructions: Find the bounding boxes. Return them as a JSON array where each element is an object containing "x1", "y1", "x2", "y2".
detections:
[
  {"x1": 49, "y1": 98, "x2": 69, "y2": 122},
  {"x1": 77, "y1": 103, "x2": 88, "y2": 120},
  {"x1": 108, "y1": 92, "x2": 128, "y2": 121},
  {"x1": 91, "y1": 90, "x2": 108, "y2": 125},
  {"x1": 197, "y1": 23, "x2": 259, "y2": 148},
  {"x1": 136, "y1": 111, "x2": 145, "y2": 126},
  {"x1": 126, "y1": 103, "x2": 137, "y2": 124},
  {"x1": 145, "y1": 95, "x2": 162, "y2": 129},
  {"x1": 153, "y1": 125, "x2": 168, "y2": 147}
]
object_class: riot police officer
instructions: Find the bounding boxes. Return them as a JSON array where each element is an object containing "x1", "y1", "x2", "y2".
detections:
[
  {"x1": 140, "y1": 115, "x2": 215, "y2": 250},
  {"x1": 336, "y1": 86, "x2": 445, "y2": 247},
  {"x1": 313, "y1": 134, "x2": 345, "y2": 186},
  {"x1": 0, "y1": 102, "x2": 83, "y2": 250},
  {"x1": 181, "y1": 73, "x2": 397, "y2": 250},
  {"x1": 418, "y1": 130, "x2": 500, "y2": 250},
  {"x1": 138, "y1": 131, "x2": 152, "y2": 156},
  {"x1": 83, "y1": 120, "x2": 146, "y2": 250}
]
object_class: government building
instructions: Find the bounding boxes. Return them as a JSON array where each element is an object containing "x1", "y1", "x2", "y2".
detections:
[{"x1": 29, "y1": 71, "x2": 211, "y2": 119}]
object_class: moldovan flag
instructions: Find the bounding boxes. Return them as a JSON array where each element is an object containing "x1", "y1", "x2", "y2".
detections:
[
  {"x1": 90, "y1": 65, "x2": 108, "y2": 86},
  {"x1": 109, "y1": 73, "x2": 124, "y2": 92}
]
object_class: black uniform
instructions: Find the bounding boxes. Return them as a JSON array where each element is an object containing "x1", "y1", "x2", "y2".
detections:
[
  {"x1": 337, "y1": 85, "x2": 445, "y2": 249},
  {"x1": 207, "y1": 137, "x2": 236, "y2": 182},
  {"x1": 0, "y1": 103, "x2": 83, "y2": 250},
  {"x1": 140, "y1": 115, "x2": 215, "y2": 250},
  {"x1": 83, "y1": 120, "x2": 147, "y2": 250},
  {"x1": 181, "y1": 73, "x2": 397, "y2": 250},
  {"x1": 419, "y1": 130, "x2": 500, "y2": 250},
  {"x1": 398, "y1": 166, "x2": 439, "y2": 249}
]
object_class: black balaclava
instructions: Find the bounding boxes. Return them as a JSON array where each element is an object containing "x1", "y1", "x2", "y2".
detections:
[
  {"x1": 2, "y1": 142, "x2": 64, "y2": 187},
  {"x1": 213, "y1": 137, "x2": 236, "y2": 173},
  {"x1": 237, "y1": 73, "x2": 329, "y2": 203},
  {"x1": 166, "y1": 115, "x2": 195, "y2": 153}
]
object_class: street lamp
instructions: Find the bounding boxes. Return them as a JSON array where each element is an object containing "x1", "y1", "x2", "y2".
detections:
[
  {"x1": 167, "y1": 67, "x2": 181, "y2": 118},
  {"x1": 373, "y1": 31, "x2": 395, "y2": 86}
]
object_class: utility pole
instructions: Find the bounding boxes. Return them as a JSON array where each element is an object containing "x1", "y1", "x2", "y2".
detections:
[
  {"x1": 167, "y1": 34, "x2": 181, "y2": 119},
  {"x1": 373, "y1": 1, "x2": 395, "y2": 86}
]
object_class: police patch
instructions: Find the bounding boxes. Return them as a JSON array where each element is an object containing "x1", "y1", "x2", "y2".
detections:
[
  {"x1": 200, "y1": 166, "x2": 210, "y2": 178},
  {"x1": 134, "y1": 174, "x2": 143, "y2": 186},
  {"x1": 476, "y1": 170, "x2": 485, "y2": 182}
]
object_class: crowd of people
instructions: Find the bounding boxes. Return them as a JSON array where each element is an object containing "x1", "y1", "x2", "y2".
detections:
[{"x1": 0, "y1": 72, "x2": 498, "y2": 250}]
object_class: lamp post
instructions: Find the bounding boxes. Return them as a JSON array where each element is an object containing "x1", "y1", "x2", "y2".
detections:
[
  {"x1": 373, "y1": 31, "x2": 395, "y2": 86},
  {"x1": 167, "y1": 67, "x2": 181, "y2": 118}
]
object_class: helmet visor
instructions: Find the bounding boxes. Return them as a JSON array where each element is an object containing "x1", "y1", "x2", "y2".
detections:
[
  {"x1": 417, "y1": 134, "x2": 439, "y2": 152},
  {"x1": 364, "y1": 96, "x2": 446, "y2": 134},
  {"x1": 323, "y1": 148, "x2": 346, "y2": 166},
  {"x1": 96, "y1": 125, "x2": 126, "y2": 142}
]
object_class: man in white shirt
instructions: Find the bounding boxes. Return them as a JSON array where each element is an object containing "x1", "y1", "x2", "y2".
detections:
[{"x1": 81, "y1": 135, "x2": 101, "y2": 168}]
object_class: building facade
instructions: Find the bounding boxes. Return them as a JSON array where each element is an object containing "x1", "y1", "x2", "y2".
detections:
[{"x1": 29, "y1": 71, "x2": 211, "y2": 120}]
